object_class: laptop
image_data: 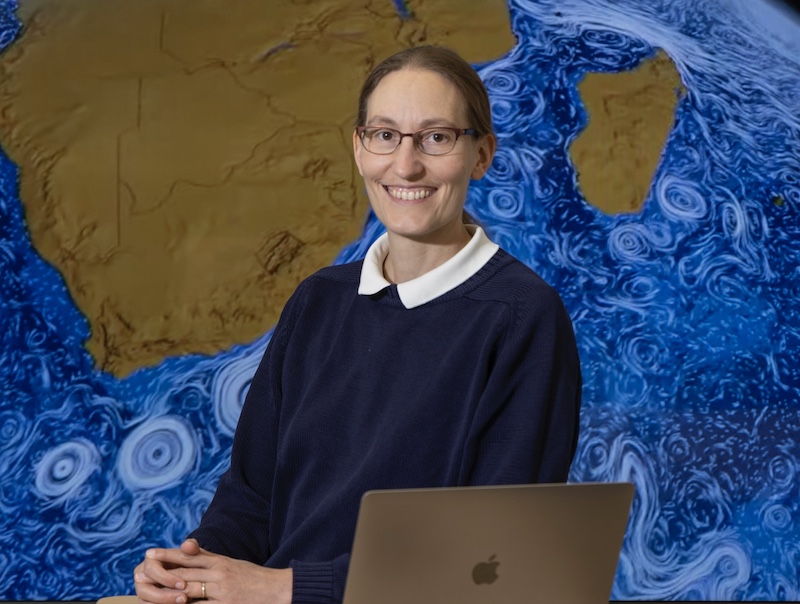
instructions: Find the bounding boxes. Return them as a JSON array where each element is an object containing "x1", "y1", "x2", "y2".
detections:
[{"x1": 343, "y1": 482, "x2": 634, "y2": 604}]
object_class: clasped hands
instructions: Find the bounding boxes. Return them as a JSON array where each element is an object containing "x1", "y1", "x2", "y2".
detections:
[{"x1": 134, "y1": 539, "x2": 292, "y2": 604}]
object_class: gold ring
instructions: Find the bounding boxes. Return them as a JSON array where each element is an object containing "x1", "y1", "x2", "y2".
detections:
[{"x1": 201, "y1": 581, "x2": 206, "y2": 600}]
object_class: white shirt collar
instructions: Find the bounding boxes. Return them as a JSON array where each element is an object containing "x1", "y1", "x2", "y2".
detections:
[{"x1": 357, "y1": 225, "x2": 500, "y2": 309}]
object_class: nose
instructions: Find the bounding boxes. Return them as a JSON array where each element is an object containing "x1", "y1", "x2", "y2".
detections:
[{"x1": 392, "y1": 136, "x2": 425, "y2": 180}]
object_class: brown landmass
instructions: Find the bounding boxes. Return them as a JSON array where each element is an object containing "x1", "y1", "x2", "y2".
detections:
[
  {"x1": 0, "y1": 0, "x2": 515, "y2": 376},
  {"x1": 569, "y1": 50, "x2": 685, "y2": 214}
]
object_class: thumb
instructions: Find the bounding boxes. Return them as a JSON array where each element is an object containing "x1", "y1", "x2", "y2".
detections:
[{"x1": 180, "y1": 538, "x2": 201, "y2": 556}]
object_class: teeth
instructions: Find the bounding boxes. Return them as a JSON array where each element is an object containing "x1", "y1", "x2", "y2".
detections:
[{"x1": 387, "y1": 187, "x2": 433, "y2": 201}]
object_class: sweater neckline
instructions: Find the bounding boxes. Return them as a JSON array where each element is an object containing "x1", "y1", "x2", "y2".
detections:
[{"x1": 357, "y1": 225, "x2": 500, "y2": 309}]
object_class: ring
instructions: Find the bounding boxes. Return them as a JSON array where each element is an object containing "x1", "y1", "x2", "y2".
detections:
[{"x1": 201, "y1": 581, "x2": 206, "y2": 600}]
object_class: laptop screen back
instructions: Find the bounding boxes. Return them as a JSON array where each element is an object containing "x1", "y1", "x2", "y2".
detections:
[{"x1": 343, "y1": 482, "x2": 634, "y2": 604}]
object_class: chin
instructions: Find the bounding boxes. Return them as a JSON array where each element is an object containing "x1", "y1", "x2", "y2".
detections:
[
  {"x1": 385, "y1": 224, "x2": 432, "y2": 239},
  {"x1": 388, "y1": 221, "x2": 456, "y2": 242}
]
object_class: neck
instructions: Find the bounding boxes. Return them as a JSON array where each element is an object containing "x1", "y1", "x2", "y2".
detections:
[{"x1": 383, "y1": 225, "x2": 473, "y2": 284}]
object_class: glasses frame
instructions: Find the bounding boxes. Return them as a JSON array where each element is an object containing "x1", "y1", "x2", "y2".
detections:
[{"x1": 356, "y1": 126, "x2": 478, "y2": 156}]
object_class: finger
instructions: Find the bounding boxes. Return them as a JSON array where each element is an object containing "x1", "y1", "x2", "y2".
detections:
[
  {"x1": 148, "y1": 547, "x2": 215, "y2": 569},
  {"x1": 140, "y1": 557, "x2": 187, "y2": 590},
  {"x1": 190, "y1": 579, "x2": 208, "y2": 602},
  {"x1": 135, "y1": 582, "x2": 190, "y2": 604},
  {"x1": 134, "y1": 570, "x2": 158, "y2": 585},
  {"x1": 167, "y1": 566, "x2": 219, "y2": 584},
  {"x1": 180, "y1": 538, "x2": 201, "y2": 556},
  {"x1": 159, "y1": 578, "x2": 206, "y2": 602}
]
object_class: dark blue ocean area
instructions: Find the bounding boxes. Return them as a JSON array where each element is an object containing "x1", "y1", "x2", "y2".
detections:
[{"x1": 0, "y1": 0, "x2": 798, "y2": 600}]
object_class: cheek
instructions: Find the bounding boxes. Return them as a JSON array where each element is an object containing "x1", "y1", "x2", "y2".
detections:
[
  {"x1": 441, "y1": 161, "x2": 475, "y2": 191},
  {"x1": 356, "y1": 154, "x2": 389, "y2": 180}
]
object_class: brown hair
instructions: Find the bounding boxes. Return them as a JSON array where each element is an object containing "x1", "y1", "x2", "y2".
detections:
[{"x1": 356, "y1": 45, "x2": 494, "y2": 137}]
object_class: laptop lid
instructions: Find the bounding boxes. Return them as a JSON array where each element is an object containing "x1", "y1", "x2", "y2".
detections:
[{"x1": 343, "y1": 482, "x2": 634, "y2": 604}]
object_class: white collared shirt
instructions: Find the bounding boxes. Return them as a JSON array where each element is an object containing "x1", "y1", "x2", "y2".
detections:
[{"x1": 357, "y1": 225, "x2": 500, "y2": 309}]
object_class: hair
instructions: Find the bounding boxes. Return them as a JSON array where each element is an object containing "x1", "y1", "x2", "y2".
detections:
[{"x1": 356, "y1": 45, "x2": 494, "y2": 138}]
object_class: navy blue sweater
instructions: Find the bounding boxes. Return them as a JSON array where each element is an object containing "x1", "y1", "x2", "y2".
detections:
[{"x1": 190, "y1": 248, "x2": 581, "y2": 603}]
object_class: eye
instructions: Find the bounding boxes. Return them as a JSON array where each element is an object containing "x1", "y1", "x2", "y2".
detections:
[
  {"x1": 373, "y1": 128, "x2": 398, "y2": 141},
  {"x1": 424, "y1": 129, "x2": 454, "y2": 144}
]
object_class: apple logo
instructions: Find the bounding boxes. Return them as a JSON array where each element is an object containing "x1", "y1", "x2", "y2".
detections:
[{"x1": 472, "y1": 554, "x2": 500, "y2": 585}]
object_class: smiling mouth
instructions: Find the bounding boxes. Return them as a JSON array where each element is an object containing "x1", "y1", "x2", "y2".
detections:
[{"x1": 385, "y1": 186, "x2": 436, "y2": 201}]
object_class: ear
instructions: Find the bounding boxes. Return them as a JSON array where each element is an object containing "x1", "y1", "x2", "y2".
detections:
[
  {"x1": 353, "y1": 129, "x2": 365, "y2": 177},
  {"x1": 470, "y1": 133, "x2": 496, "y2": 180}
]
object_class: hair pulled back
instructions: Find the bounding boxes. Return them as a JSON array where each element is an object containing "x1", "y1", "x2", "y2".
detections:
[{"x1": 356, "y1": 45, "x2": 494, "y2": 138}]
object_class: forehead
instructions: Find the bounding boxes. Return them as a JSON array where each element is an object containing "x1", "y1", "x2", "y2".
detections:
[{"x1": 366, "y1": 68, "x2": 468, "y2": 126}]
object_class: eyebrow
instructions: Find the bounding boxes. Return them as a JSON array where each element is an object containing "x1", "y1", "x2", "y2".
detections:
[{"x1": 367, "y1": 115, "x2": 460, "y2": 129}]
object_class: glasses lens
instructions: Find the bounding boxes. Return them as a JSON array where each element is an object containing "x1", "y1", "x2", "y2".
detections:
[
  {"x1": 416, "y1": 128, "x2": 458, "y2": 155},
  {"x1": 359, "y1": 127, "x2": 462, "y2": 155},
  {"x1": 362, "y1": 128, "x2": 400, "y2": 154}
]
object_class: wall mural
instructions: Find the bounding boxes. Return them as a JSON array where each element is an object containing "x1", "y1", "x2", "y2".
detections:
[{"x1": 0, "y1": 0, "x2": 798, "y2": 600}]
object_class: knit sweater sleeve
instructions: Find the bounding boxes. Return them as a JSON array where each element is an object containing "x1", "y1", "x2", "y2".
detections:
[
  {"x1": 289, "y1": 556, "x2": 349, "y2": 604},
  {"x1": 187, "y1": 287, "x2": 299, "y2": 562},
  {"x1": 467, "y1": 282, "x2": 582, "y2": 485},
  {"x1": 188, "y1": 282, "x2": 350, "y2": 603}
]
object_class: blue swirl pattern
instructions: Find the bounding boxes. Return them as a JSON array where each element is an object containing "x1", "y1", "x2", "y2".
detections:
[{"x1": 0, "y1": 0, "x2": 799, "y2": 600}]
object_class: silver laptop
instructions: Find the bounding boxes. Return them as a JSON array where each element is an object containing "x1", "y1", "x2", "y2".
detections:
[{"x1": 343, "y1": 482, "x2": 634, "y2": 604}]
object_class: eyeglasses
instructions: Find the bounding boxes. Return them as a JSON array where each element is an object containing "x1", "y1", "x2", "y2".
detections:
[{"x1": 356, "y1": 126, "x2": 477, "y2": 156}]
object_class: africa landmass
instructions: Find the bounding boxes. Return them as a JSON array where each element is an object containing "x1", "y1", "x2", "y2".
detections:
[{"x1": 0, "y1": 0, "x2": 681, "y2": 376}]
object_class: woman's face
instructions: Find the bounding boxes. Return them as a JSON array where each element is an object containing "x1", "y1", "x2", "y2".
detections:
[{"x1": 353, "y1": 68, "x2": 495, "y2": 244}]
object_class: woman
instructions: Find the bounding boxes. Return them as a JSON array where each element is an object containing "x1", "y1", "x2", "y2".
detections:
[{"x1": 135, "y1": 45, "x2": 581, "y2": 604}]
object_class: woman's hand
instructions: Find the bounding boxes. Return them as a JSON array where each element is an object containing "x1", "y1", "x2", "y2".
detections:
[
  {"x1": 134, "y1": 539, "x2": 194, "y2": 604},
  {"x1": 134, "y1": 539, "x2": 292, "y2": 604}
]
